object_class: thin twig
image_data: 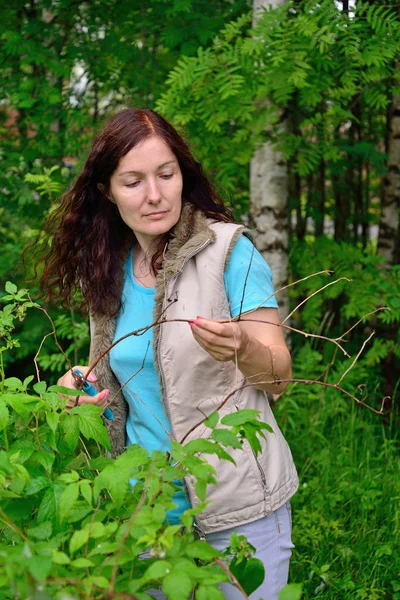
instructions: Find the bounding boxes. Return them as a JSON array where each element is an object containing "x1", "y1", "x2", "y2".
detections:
[
  {"x1": 337, "y1": 331, "x2": 375, "y2": 386},
  {"x1": 29, "y1": 295, "x2": 73, "y2": 372},
  {"x1": 85, "y1": 315, "x2": 350, "y2": 380},
  {"x1": 106, "y1": 342, "x2": 150, "y2": 408},
  {"x1": 214, "y1": 558, "x2": 249, "y2": 599},
  {"x1": 180, "y1": 372, "x2": 387, "y2": 446},
  {"x1": 238, "y1": 242, "x2": 255, "y2": 321},
  {"x1": 335, "y1": 307, "x2": 389, "y2": 341},
  {"x1": 246, "y1": 269, "x2": 333, "y2": 314},
  {"x1": 0, "y1": 507, "x2": 28, "y2": 541},
  {"x1": 281, "y1": 277, "x2": 352, "y2": 325},
  {"x1": 33, "y1": 331, "x2": 53, "y2": 384}
]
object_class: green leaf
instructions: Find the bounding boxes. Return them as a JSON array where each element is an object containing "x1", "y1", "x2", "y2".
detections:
[
  {"x1": 204, "y1": 411, "x2": 219, "y2": 429},
  {"x1": 59, "y1": 482, "x2": 80, "y2": 522},
  {"x1": 184, "y1": 439, "x2": 235, "y2": 464},
  {"x1": 25, "y1": 476, "x2": 50, "y2": 496},
  {"x1": 48, "y1": 385, "x2": 84, "y2": 396},
  {"x1": 1, "y1": 393, "x2": 42, "y2": 417},
  {"x1": 221, "y1": 409, "x2": 260, "y2": 426},
  {"x1": 61, "y1": 414, "x2": 80, "y2": 451},
  {"x1": 142, "y1": 560, "x2": 173, "y2": 582},
  {"x1": 3, "y1": 377, "x2": 23, "y2": 391},
  {"x1": 5, "y1": 282, "x2": 17, "y2": 294},
  {"x1": 195, "y1": 479, "x2": 207, "y2": 500},
  {"x1": 186, "y1": 541, "x2": 222, "y2": 561},
  {"x1": 80, "y1": 480, "x2": 92, "y2": 505},
  {"x1": 86, "y1": 576, "x2": 109, "y2": 589},
  {"x1": 36, "y1": 450, "x2": 55, "y2": 472},
  {"x1": 88, "y1": 521, "x2": 105, "y2": 539},
  {"x1": 162, "y1": 573, "x2": 192, "y2": 600},
  {"x1": 33, "y1": 381, "x2": 47, "y2": 395},
  {"x1": 27, "y1": 521, "x2": 52, "y2": 540},
  {"x1": 211, "y1": 429, "x2": 242, "y2": 449},
  {"x1": 70, "y1": 404, "x2": 111, "y2": 450},
  {"x1": 59, "y1": 470, "x2": 79, "y2": 483},
  {"x1": 46, "y1": 411, "x2": 59, "y2": 432},
  {"x1": 66, "y1": 452, "x2": 87, "y2": 471},
  {"x1": 196, "y1": 585, "x2": 225, "y2": 600},
  {"x1": 52, "y1": 551, "x2": 71, "y2": 565},
  {"x1": 0, "y1": 400, "x2": 9, "y2": 429},
  {"x1": 89, "y1": 542, "x2": 120, "y2": 556},
  {"x1": 70, "y1": 528, "x2": 89, "y2": 554},
  {"x1": 23, "y1": 375, "x2": 34, "y2": 389},
  {"x1": 71, "y1": 557, "x2": 95, "y2": 568},
  {"x1": 27, "y1": 555, "x2": 52, "y2": 581},
  {"x1": 278, "y1": 583, "x2": 303, "y2": 600},
  {"x1": 230, "y1": 557, "x2": 265, "y2": 596},
  {"x1": 67, "y1": 501, "x2": 93, "y2": 523},
  {"x1": 37, "y1": 482, "x2": 64, "y2": 525}
]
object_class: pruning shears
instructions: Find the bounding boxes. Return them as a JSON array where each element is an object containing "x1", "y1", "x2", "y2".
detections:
[{"x1": 72, "y1": 369, "x2": 114, "y2": 421}]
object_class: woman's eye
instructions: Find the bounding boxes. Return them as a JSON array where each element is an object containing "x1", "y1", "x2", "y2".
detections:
[
  {"x1": 160, "y1": 173, "x2": 173, "y2": 180},
  {"x1": 125, "y1": 181, "x2": 140, "y2": 188}
]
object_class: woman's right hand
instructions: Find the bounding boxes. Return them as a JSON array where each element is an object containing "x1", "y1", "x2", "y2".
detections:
[{"x1": 57, "y1": 366, "x2": 110, "y2": 412}]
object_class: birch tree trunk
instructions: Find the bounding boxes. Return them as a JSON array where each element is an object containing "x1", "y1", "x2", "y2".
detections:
[
  {"x1": 377, "y1": 61, "x2": 400, "y2": 266},
  {"x1": 249, "y1": 0, "x2": 290, "y2": 328}
]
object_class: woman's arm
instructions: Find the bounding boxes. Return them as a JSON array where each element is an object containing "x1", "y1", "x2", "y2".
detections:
[{"x1": 189, "y1": 307, "x2": 291, "y2": 394}]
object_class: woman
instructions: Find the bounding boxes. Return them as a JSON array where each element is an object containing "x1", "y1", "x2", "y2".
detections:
[{"x1": 41, "y1": 108, "x2": 298, "y2": 599}]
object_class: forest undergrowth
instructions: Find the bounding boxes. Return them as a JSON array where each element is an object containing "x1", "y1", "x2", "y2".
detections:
[
  {"x1": 0, "y1": 236, "x2": 399, "y2": 599},
  {"x1": 278, "y1": 343, "x2": 400, "y2": 600}
]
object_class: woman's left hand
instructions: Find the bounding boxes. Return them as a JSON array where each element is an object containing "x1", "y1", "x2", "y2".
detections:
[{"x1": 189, "y1": 316, "x2": 249, "y2": 362}]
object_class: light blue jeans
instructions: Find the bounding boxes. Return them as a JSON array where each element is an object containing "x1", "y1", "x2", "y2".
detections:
[
  {"x1": 207, "y1": 502, "x2": 294, "y2": 600},
  {"x1": 143, "y1": 502, "x2": 294, "y2": 600}
]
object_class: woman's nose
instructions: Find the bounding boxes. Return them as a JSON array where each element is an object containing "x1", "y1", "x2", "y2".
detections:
[{"x1": 147, "y1": 178, "x2": 161, "y2": 202}]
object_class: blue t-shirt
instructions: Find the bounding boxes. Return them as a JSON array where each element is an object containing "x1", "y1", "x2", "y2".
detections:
[{"x1": 109, "y1": 234, "x2": 278, "y2": 523}]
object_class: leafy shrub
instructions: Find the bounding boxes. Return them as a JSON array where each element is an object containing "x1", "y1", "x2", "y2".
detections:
[{"x1": 0, "y1": 283, "x2": 286, "y2": 600}]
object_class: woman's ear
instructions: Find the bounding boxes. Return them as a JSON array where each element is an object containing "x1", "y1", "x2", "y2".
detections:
[{"x1": 97, "y1": 183, "x2": 117, "y2": 204}]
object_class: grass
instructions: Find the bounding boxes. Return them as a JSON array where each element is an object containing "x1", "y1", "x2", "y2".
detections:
[{"x1": 276, "y1": 378, "x2": 400, "y2": 599}]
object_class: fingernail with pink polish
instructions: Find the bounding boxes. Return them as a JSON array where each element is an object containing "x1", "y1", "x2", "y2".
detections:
[
  {"x1": 87, "y1": 373, "x2": 97, "y2": 382},
  {"x1": 99, "y1": 389, "x2": 109, "y2": 401},
  {"x1": 188, "y1": 321, "x2": 194, "y2": 327}
]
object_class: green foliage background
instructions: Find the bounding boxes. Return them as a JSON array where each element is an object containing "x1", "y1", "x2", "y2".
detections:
[{"x1": 0, "y1": 0, "x2": 399, "y2": 598}]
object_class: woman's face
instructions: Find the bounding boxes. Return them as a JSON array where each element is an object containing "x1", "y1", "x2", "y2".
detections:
[{"x1": 109, "y1": 136, "x2": 183, "y2": 250}]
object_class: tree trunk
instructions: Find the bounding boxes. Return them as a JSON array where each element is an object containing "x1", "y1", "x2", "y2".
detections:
[
  {"x1": 377, "y1": 61, "x2": 400, "y2": 266},
  {"x1": 249, "y1": 0, "x2": 290, "y2": 327}
]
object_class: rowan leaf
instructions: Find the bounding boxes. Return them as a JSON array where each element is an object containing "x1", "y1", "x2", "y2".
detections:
[
  {"x1": 220, "y1": 409, "x2": 260, "y2": 426},
  {"x1": 211, "y1": 428, "x2": 242, "y2": 449}
]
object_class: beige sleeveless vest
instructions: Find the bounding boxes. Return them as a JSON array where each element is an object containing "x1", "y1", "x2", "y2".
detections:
[{"x1": 89, "y1": 204, "x2": 298, "y2": 534}]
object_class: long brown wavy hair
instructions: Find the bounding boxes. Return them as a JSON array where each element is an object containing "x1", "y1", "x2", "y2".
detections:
[{"x1": 37, "y1": 108, "x2": 233, "y2": 316}]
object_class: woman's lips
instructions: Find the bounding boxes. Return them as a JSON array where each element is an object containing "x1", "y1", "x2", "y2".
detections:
[{"x1": 145, "y1": 211, "x2": 167, "y2": 219}]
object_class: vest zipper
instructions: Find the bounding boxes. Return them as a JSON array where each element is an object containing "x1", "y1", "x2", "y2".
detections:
[
  {"x1": 157, "y1": 239, "x2": 212, "y2": 540},
  {"x1": 157, "y1": 238, "x2": 212, "y2": 435}
]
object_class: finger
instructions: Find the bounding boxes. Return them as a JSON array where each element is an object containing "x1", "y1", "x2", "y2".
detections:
[
  {"x1": 190, "y1": 317, "x2": 235, "y2": 338},
  {"x1": 77, "y1": 389, "x2": 110, "y2": 407},
  {"x1": 191, "y1": 331, "x2": 229, "y2": 362},
  {"x1": 191, "y1": 325, "x2": 224, "y2": 347},
  {"x1": 191, "y1": 328, "x2": 232, "y2": 355}
]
